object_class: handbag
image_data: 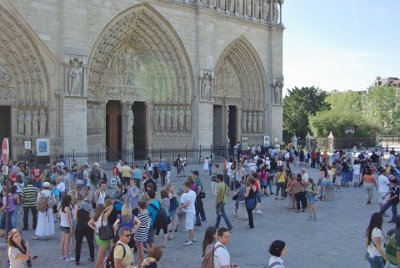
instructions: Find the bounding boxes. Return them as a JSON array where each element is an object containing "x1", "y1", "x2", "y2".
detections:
[
  {"x1": 98, "y1": 213, "x2": 114, "y2": 240},
  {"x1": 232, "y1": 193, "x2": 239, "y2": 201},
  {"x1": 245, "y1": 198, "x2": 256, "y2": 209},
  {"x1": 199, "y1": 191, "x2": 206, "y2": 199}
]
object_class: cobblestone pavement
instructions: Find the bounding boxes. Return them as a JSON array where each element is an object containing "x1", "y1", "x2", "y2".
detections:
[{"x1": 0, "y1": 162, "x2": 386, "y2": 268}]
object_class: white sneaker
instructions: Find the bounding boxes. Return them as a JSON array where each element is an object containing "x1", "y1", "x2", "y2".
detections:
[
  {"x1": 182, "y1": 240, "x2": 194, "y2": 246},
  {"x1": 192, "y1": 237, "x2": 197, "y2": 242},
  {"x1": 256, "y1": 210, "x2": 264, "y2": 215},
  {"x1": 65, "y1": 257, "x2": 75, "y2": 262}
]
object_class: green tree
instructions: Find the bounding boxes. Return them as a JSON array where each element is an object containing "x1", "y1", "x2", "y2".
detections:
[
  {"x1": 363, "y1": 86, "x2": 400, "y2": 134},
  {"x1": 309, "y1": 91, "x2": 380, "y2": 137},
  {"x1": 283, "y1": 86, "x2": 330, "y2": 138}
]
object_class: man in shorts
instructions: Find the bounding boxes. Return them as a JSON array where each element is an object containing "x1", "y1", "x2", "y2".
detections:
[
  {"x1": 378, "y1": 167, "x2": 390, "y2": 212},
  {"x1": 177, "y1": 181, "x2": 197, "y2": 246}
]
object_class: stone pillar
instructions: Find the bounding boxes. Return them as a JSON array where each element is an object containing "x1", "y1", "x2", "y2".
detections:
[
  {"x1": 328, "y1": 131, "x2": 334, "y2": 153},
  {"x1": 305, "y1": 131, "x2": 311, "y2": 151},
  {"x1": 291, "y1": 133, "x2": 298, "y2": 150},
  {"x1": 121, "y1": 101, "x2": 134, "y2": 153},
  {"x1": 63, "y1": 96, "x2": 88, "y2": 153},
  {"x1": 279, "y1": 0, "x2": 283, "y2": 24}
]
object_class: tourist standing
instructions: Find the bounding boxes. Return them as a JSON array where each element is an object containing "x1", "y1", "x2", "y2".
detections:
[
  {"x1": 127, "y1": 178, "x2": 140, "y2": 216},
  {"x1": 379, "y1": 178, "x2": 399, "y2": 223},
  {"x1": 120, "y1": 162, "x2": 132, "y2": 187},
  {"x1": 33, "y1": 182, "x2": 55, "y2": 240},
  {"x1": 147, "y1": 190, "x2": 159, "y2": 248},
  {"x1": 274, "y1": 168, "x2": 286, "y2": 200},
  {"x1": 74, "y1": 198, "x2": 94, "y2": 265},
  {"x1": 135, "y1": 201, "x2": 150, "y2": 265},
  {"x1": 177, "y1": 181, "x2": 197, "y2": 246},
  {"x1": 8, "y1": 229, "x2": 36, "y2": 268},
  {"x1": 363, "y1": 167, "x2": 377, "y2": 205},
  {"x1": 166, "y1": 183, "x2": 178, "y2": 240},
  {"x1": 244, "y1": 178, "x2": 257, "y2": 228},
  {"x1": 213, "y1": 227, "x2": 239, "y2": 268},
  {"x1": 306, "y1": 178, "x2": 318, "y2": 220},
  {"x1": 193, "y1": 170, "x2": 206, "y2": 226},
  {"x1": 384, "y1": 215, "x2": 400, "y2": 268},
  {"x1": 268, "y1": 240, "x2": 287, "y2": 268},
  {"x1": 365, "y1": 212, "x2": 386, "y2": 268},
  {"x1": 378, "y1": 167, "x2": 390, "y2": 212},
  {"x1": 113, "y1": 227, "x2": 134, "y2": 268},
  {"x1": 21, "y1": 180, "x2": 39, "y2": 231},
  {"x1": 215, "y1": 174, "x2": 233, "y2": 231},
  {"x1": 59, "y1": 195, "x2": 75, "y2": 262}
]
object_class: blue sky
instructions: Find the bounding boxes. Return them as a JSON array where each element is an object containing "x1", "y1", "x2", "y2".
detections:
[{"x1": 283, "y1": 0, "x2": 400, "y2": 94}]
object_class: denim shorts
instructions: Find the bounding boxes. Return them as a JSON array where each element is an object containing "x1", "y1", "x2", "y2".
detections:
[
  {"x1": 307, "y1": 192, "x2": 316, "y2": 204},
  {"x1": 60, "y1": 226, "x2": 70, "y2": 234}
]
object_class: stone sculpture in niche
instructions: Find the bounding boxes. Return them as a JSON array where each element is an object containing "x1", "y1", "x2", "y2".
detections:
[
  {"x1": 236, "y1": 0, "x2": 243, "y2": 15},
  {"x1": 228, "y1": 0, "x2": 235, "y2": 13},
  {"x1": 39, "y1": 109, "x2": 47, "y2": 136},
  {"x1": 68, "y1": 58, "x2": 83, "y2": 95},
  {"x1": 32, "y1": 110, "x2": 39, "y2": 137},
  {"x1": 261, "y1": 0, "x2": 269, "y2": 21},
  {"x1": 246, "y1": 0, "x2": 252, "y2": 17},
  {"x1": 24, "y1": 110, "x2": 31, "y2": 136},
  {"x1": 253, "y1": 0, "x2": 260, "y2": 19},
  {"x1": 201, "y1": 72, "x2": 212, "y2": 101},
  {"x1": 272, "y1": 1, "x2": 279, "y2": 23},
  {"x1": 18, "y1": 110, "x2": 24, "y2": 135},
  {"x1": 273, "y1": 79, "x2": 283, "y2": 104}
]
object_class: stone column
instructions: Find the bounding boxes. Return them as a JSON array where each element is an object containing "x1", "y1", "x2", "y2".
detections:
[
  {"x1": 121, "y1": 101, "x2": 134, "y2": 152},
  {"x1": 279, "y1": 0, "x2": 283, "y2": 24},
  {"x1": 63, "y1": 96, "x2": 88, "y2": 153}
]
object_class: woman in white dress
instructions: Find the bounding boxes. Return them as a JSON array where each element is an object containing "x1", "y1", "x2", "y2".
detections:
[
  {"x1": 203, "y1": 156, "x2": 210, "y2": 175},
  {"x1": 33, "y1": 182, "x2": 55, "y2": 240}
]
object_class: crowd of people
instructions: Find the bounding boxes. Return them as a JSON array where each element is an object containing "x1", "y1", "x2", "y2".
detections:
[{"x1": 1, "y1": 144, "x2": 399, "y2": 267}]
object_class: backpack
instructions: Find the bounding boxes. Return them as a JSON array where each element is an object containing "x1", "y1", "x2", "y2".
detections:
[
  {"x1": 90, "y1": 169, "x2": 101, "y2": 184},
  {"x1": 37, "y1": 193, "x2": 56, "y2": 213},
  {"x1": 201, "y1": 244, "x2": 223, "y2": 268},
  {"x1": 104, "y1": 243, "x2": 126, "y2": 268},
  {"x1": 149, "y1": 201, "x2": 171, "y2": 229},
  {"x1": 174, "y1": 159, "x2": 179, "y2": 167}
]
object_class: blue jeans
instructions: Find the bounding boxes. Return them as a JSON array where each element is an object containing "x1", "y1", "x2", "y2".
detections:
[
  {"x1": 276, "y1": 182, "x2": 285, "y2": 197},
  {"x1": 215, "y1": 203, "x2": 233, "y2": 229},
  {"x1": 368, "y1": 255, "x2": 385, "y2": 268},
  {"x1": 11, "y1": 205, "x2": 19, "y2": 228},
  {"x1": 380, "y1": 201, "x2": 398, "y2": 221}
]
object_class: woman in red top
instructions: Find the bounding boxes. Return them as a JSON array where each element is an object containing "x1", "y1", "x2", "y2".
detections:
[{"x1": 252, "y1": 173, "x2": 264, "y2": 215}]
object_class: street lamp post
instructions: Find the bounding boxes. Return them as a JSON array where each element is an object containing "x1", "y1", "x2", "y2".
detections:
[{"x1": 344, "y1": 126, "x2": 355, "y2": 150}]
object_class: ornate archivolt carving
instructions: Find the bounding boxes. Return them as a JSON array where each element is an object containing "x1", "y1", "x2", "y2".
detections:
[
  {"x1": 88, "y1": 4, "x2": 194, "y2": 106},
  {"x1": 0, "y1": 5, "x2": 50, "y2": 105},
  {"x1": 214, "y1": 37, "x2": 267, "y2": 112}
]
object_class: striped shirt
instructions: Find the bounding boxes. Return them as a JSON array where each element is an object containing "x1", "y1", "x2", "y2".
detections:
[
  {"x1": 134, "y1": 211, "x2": 149, "y2": 243},
  {"x1": 21, "y1": 185, "x2": 39, "y2": 207}
]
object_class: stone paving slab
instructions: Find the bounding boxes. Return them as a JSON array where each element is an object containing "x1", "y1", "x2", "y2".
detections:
[{"x1": 0, "y1": 162, "x2": 385, "y2": 268}]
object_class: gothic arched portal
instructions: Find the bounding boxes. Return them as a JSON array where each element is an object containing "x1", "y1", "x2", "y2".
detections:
[
  {"x1": 213, "y1": 36, "x2": 267, "y2": 147},
  {"x1": 87, "y1": 3, "x2": 195, "y2": 155}
]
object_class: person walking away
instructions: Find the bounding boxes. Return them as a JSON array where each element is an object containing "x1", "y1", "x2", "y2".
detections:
[
  {"x1": 363, "y1": 167, "x2": 377, "y2": 204},
  {"x1": 213, "y1": 227, "x2": 239, "y2": 268},
  {"x1": 214, "y1": 174, "x2": 233, "y2": 231},
  {"x1": 268, "y1": 240, "x2": 287, "y2": 268},
  {"x1": 120, "y1": 162, "x2": 132, "y2": 187},
  {"x1": 21, "y1": 180, "x2": 39, "y2": 231},
  {"x1": 166, "y1": 183, "x2": 178, "y2": 240},
  {"x1": 177, "y1": 181, "x2": 197, "y2": 246},
  {"x1": 158, "y1": 159, "x2": 168, "y2": 187},
  {"x1": 244, "y1": 179, "x2": 257, "y2": 228},
  {"x1": 365, "y1": 212, "x2": 386, "y2": 268},
  {"x1": 127, "y1": 178, "x2": 140, "y2": 216},
  {"x1": 384, "y1": 215, "x2": 400, "y2": 268}
]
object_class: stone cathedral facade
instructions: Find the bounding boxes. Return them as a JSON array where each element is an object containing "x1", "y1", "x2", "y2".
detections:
[{"x1": 0, "y1": 0, "x2": 284, "y2": 159}]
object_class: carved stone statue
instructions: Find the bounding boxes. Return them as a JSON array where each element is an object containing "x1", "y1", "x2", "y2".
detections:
[
  {"x1": 201, "y1": 73, "x2": 212, "y2": 101},
  {"x1": 32, "y1": 110, "x2": 39, "y2": 137},
  {"x1": 228, "y1": 0, "x2": 235, "y2": 13},
  {"x1": 160, "y1": 107, "x2": 166, "y2": 131},
  {"x1": 272, "y1": 1, "x2": 279, "y2": 23},
  {"x1": 252, "y1": 112, "x2": 257, "y2": 133},
  {"x1": 236, "y1": 0, "x2": 243, "y2": 15},
  {"x1": 39, "y1": 109, "x2": 47, "y2": 136},
  {"x1": 178, "y1": 109, "x2": 184, "y2": 131},
  {"x1": 153, "y1": 109, "x2": 160, "y2": 132},
  {"x1": 253, "y1": 0, "x2": 260, "y2": 19},
  {"x1": 17, "y1": 110, "x2": 24, "y2": 135},
  {"x1": 171, "y1": 107, "x2": 177, "y2": 132},
  {"x1": 246, "y1": 112, "x2": 250, "y2": 133},
  {"x1": 185, "y1": 108, "x2": 192, "y2": 132},
  {"x1": 241, "y1": 111, "x2": 246, "y2": 133},
  {"x1": 24, "y1": 110, "x2": 31, "y2": 136},
  {"x1": 257, "y1": 112, "x2": 263, "y2": 132},
  {"x1": 273, "y1": 80, "x2": 283, "y2": 104},
  {"x1": 246, "y1": 0, "x2": 252, "y2": 17},
  {"x1": 69, "y1": 58, "x2": 83, "y2": 95},
  {"x1": 261, "y1": 0, "x2": 269, "y2": 21},
  {"x1": 209, "y1": 0, "x2": 216, "y2": 8},
  {"x1": 218, "y1": 0, "x2": 226, "y2": 10}
]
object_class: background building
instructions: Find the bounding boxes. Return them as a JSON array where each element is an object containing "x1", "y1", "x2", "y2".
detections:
[{"x1": 0, "y1": 0, "x2": 284, "y2": 160}]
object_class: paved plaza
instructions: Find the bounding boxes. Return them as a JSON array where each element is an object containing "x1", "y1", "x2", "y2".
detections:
[{"x1": 0, "y1": 161, "x2": 384, "y2": 268}]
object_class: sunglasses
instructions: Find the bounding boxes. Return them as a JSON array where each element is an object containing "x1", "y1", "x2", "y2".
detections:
[{"x1": 123, "y1": 234, "x2": 133, "y2": 238}]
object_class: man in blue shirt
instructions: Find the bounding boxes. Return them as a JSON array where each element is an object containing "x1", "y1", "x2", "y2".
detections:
[
  {"x1": 158, "y1": 159, "x2": 168, "y2": 187},
  {"x1": 147, "y1": 190, "x2": 159, "y2": 248}
]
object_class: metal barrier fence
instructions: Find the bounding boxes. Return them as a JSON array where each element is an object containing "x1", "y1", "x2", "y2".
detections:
[{"x1": 15, "y1": 145, "x2": 234, "y2": 170}]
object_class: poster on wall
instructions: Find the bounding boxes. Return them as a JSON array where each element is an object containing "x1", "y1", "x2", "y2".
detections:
[
  {"x1": 263, "y1": 136, "x2": 270, "y2": 147},
  {"x1": 36, "y1": 138, "x2": 50, "y2": 156}
]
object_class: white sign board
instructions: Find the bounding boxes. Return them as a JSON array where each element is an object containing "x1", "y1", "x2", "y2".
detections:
[
  {"x1": 2, "y1": 165, "x2": 8, "y2": 176},
  {"x1": 263, "y1": 136, "x2": 270, "y2": 147},
  {"x1": 36, "y1": 138, "x2": 50, "y2": 156},
  {"x1": 24, "y1": 140, "x2": 31, "y2": 150}
]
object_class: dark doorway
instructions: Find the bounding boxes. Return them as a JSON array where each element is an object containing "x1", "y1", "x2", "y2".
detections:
[
  {"x1": 133, "y1": 102, "x2": 147, "y2": 160},
  {"x1": 0, "y1": 106, "x2": 11, "y2": 159},
  {"x1": 213, "y1": 105, "x2": 223, "y2": 146},
  {"x1": 228, "y1": 105, "x2": 237, "y2": 148},
  {"x1": 106, "y1": 101, "x2": 122, "y2": 161}
]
